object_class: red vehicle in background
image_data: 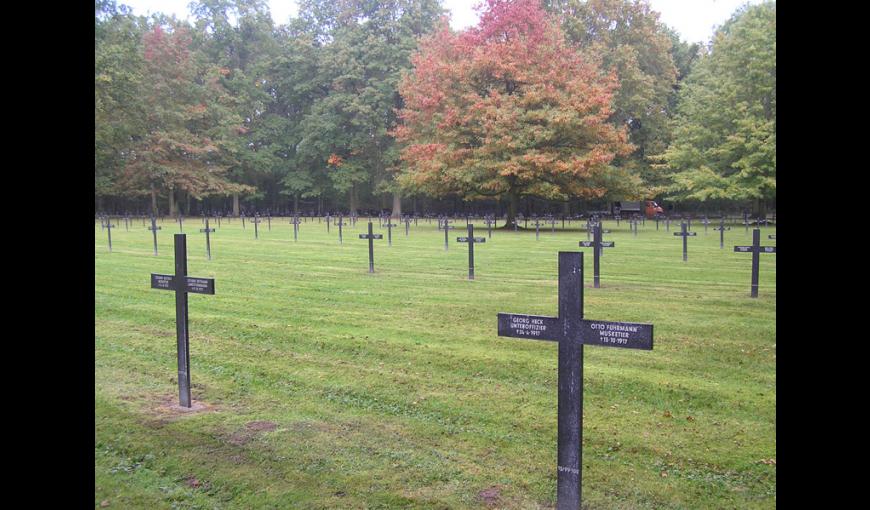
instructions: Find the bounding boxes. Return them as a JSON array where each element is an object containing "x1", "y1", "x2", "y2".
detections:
[{"x1": 611, "y1": 200, "x2": 664, "y2": 218}]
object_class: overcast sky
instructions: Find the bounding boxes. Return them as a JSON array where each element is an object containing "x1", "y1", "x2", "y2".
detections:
[{"x1": 118, "y1": 0, "x2": 763, "y2": 44}]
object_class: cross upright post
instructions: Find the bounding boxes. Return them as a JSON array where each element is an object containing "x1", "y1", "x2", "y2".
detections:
[
  {"x1": 441, "y1": 219, "x2": 455, "y2": 250},
  {"x1": 713, "y1": 218, "x2": 730, "y2": 249},
  {"x1": 252, "y1": 215, "x2": 261, "y2": 239},
  {"x1": 533, "y1": 219, "x2": 542, "y2": 240},
  {"x1": 150, "y1": 234, "x2": 215, "y2": 407},
  {"x1": 358, "y1": 222, "x2": 383, "y2": 273},
  {"x1": 456, "y1": 224, "x2": 486, "y2": 279},
  {"x1": 384, "y1": 221, "x2": 396, "y2": 246},
  {"x1": 289, "y1": 215, "x2": 301, "y2": 241},
  {"x1": 148, "y1": 216, "x2": 162, "y2": 256},
  {"x1": 734, "y1": 228, "x2": 777, "y2": 297},
  {"x1": 241, "y1": 212, "x2": 246, "y2": 230},
  {"x1": 105, "y1": 219, "x2": 116, "y2": 252},
  {"x1": 199, "y1": 218, "x2": 216, "y2": 260},
  {"x1": 336, "y1": 216, "x2": 346, "y2": 244},
  {"x1": 326, "y1": 214, "x2": 331, "y2": 234},
  {"x1": 497, "y1": 252, "x2": 653, "y2": 510},
  {"x1": 578, "y1": 225, "x2": 614, "y2": 287},
  {"x1": 674, "y1": 222, "x2": 697, "y2": 261},
  {"x1": 178, "y1": 214, "x2": 184, "y2": 233}
]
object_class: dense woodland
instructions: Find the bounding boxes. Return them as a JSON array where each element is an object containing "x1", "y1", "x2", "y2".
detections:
[{"x1": 95, "y1": 0, "x2": 775, "y2": 222}]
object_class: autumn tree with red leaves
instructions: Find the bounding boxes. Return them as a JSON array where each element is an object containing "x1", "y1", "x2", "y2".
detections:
[
  {"x1": 394, "y1": 0, "x2": 633, "y2": 227},
  {"x1": 120, "y1": 23, "x2": 252, "y2": 216}
]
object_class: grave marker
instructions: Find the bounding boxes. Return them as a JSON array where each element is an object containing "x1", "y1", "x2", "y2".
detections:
[
  {"x1": 578, "y1": 225, "x2": 614, "y2": 287},
  {"x1": 150, "y1": 234, "x2": 216, "y2": 407},
  {"x1": 496, "y1": 252, "x2": 653, "y2": 510},
  {"x1": 199, "y1": 219, "x2": 216, "y2": 260},
  {"x1": 734, "y1": 229, "x2": 777, "y2": 297},
  {"x1": 713, "y1": 219, "x2": 730, "y2": 249},
  {"x1": 440, "y1": 219, "x2": 456, "y2": 250},
  {"x1": 147, "y1": 216, "x2": 162, "y2": 256},
  {"x1": 252, "y1": 215, "x2": 261, "y2": 239},
  {"x1": 358, "y1": 222, "x2": 383, "y2": 273},
  {"x1": 336, "y1": 217, "x2": 347, "y2": 244},
  {"x1": 105, "y1": 219, "x2": 116, "y2": 252},
  {"x1": 768, "y1": 234, "x2": 776, "y2": 239},
  {"x1": 290, "y1": 216, "x2": 301, "y2": 241},
  {"x1": 384, "y1": 221, "x2": 396, "y2": 246},
  {"x1": 456, "y1": 224, "x2": 486, "y2": 280},
  {"x1": 484, "y1": 217, "x2": 496, "y2": 238},
  {"x1": 673, "y1": 222, "x2": 697, "y2": 261}
]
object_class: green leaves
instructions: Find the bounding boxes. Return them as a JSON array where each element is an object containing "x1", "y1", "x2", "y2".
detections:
[{"x1": 659, "y1": 2, "x2": 776, "y2": 203}]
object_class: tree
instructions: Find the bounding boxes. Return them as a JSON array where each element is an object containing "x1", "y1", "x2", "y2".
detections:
[
  {"x1": 394, "y1": 0, "x2": 633, "y2": 227},
  {"x1": 119, "y1": 22, "x2": 250, "y2": 215},
  {"x1": 95, "y1": 0, "x2": 147, "y2": 210},
  {"x1": 544, "y1": 0, "x2": 679, "y2": 200},
  {"x1": 657, "y1": 2, "x2": 775, "y2": 213}
]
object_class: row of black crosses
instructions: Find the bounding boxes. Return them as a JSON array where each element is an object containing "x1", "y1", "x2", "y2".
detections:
[{"x1": 149, "y1": 231, "x2": 652, "y2": 510}]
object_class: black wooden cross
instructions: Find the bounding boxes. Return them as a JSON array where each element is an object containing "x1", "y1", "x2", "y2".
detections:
[
  {"x1": 484, "y1": 216, "x2": 496, "y2": 238},
  {"x1": 532, "y1": 219, "x2": 544, "y2": 240},
  {"x1": 548, "y1": 217, "x2": 557, "y2": 233},
  {"x1": 336, "y1": 216, "x2": 347, "y2": 244},
  {"x1": 440, "y1": 218, "x2": 455, "y2": 250},
  {"x1": 456, "y1": 224, "x2": 486, "y2": 280},
  {"x1": 326, "y1": 214, "x2": 331, "y2": 233},
  {"x1": 290, "y1": 216, "x2": 302, "y2": 241},
  {"x1": 673, "y1": 222, "x2": 697, "y2": 261},
  {"x1": 252, "y1": 215, "x2": 261, "y2": 239},
  {"x1": 404, "y1": 216, "x2": 411, "y2": 237},
  {"x1": 384, "y1": 221, "x2": 396, "y2": 246},
  {"x1": 199, "y1": 219, "x2": 216, "y2": 260},
  {"x1": 578, "y1": 225, "x2": 614, "y2": 288},
  {"x1": 124, "y1": 215, "x2": 130, "y2": 232},
  {"x1": 615, "y1": 214, "x2": 621, "y2": 227},
  {"x1": 734, "y1": 229, "x2": 777, "y2": 297},
  {"x1": 359, "y1": 222, "x2": 383, "y2": 273},
  {"x1": 267, "y1": 214, "x2": 272, "y2": 231},
  {"x1": 148, "y1": 216, "x2": 162, "y2": 256},
  {"x1": 713, "y1": 219, "x2": 730, "y2": 249},
  {"x1": 497, "y1": 251, "x2": 653, "y2": 510},
  {"x1": 150, "y1": 234, "x2": 216, "y2": 408},
  {"x1": 105, "y1": 219, "x2": 116, "y2": 252}
]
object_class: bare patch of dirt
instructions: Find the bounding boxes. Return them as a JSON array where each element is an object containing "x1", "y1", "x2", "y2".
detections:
[
  {"x1": 479, "y1": 486, "x2": 502, "y2": 507},
  {"x1": 246, "y1": 420, "x2": 277, "y2": 432},
  {"x1": 227, "y1": 420, "x2": 278, "y2": 446}
]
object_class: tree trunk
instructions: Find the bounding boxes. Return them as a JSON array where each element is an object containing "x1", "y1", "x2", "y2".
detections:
[
  {"x1": 233, "y1": 193, "x2": 240, "y2": 217},
  {"x1": 169, "y1": 189, "x2": 177, "y2": 217},
  {"x1": 349, "y1": 184, "x2": 358, "y2": 215},
  {"x1": 505, "y1": 188, "x2": 519, "y2": 228},
  {"x1": 392, "y1": 192, "x2": 402, "y2": 219},
  {"x1": 151, "y1": 186, "x2": 158, "y2": 216}
]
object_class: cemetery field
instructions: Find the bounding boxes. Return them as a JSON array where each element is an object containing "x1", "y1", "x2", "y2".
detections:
[{"x1": 95, "y1": 217, "x2": 775, "y2": 509}]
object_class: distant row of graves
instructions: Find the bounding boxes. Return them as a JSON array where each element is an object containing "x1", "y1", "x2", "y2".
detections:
[
  {"x1": 96, "y1": 211, "x2": 775, "y2": 510},
  {"x1": 98, "y1": 213, "x2": 775, "y2": 297}
]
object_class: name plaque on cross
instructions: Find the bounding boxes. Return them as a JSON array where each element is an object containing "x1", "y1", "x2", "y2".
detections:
[{"x1": 495, "y1": 252, "x2": 653, "y2": 510}]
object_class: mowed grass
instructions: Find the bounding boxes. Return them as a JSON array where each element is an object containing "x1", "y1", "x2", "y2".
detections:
[{"x1": 95, "y1": 216, "x2": 775, "y2": 509}]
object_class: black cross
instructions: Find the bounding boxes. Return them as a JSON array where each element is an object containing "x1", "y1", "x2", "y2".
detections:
[
  {"x1": 404, "y1": 217, "x2": 411, "y2": 237},
  {"x1": 384, "y1": 222, "x2": 397, "y2": 246},
  {"x1": 713, "y1": 219, "x2": 730, "y2": 249},
  {"x1": 578, "y1": 225, "x2": 615, "y2": 287},
  {"x1": 252, "y1": 215, "x2": 261, "y2": 239},
  {"x1": 484, "y1": 217, "x2": 496, "y2": 238},
  {"x1": 673, "y1": 222, "x2": 697, "y2": 261},
  {"x1": 548, "y1": 217, "x2": 557, "y2": 233},
  {"x1": 267, "y1": 214, "x2": 272, "y2": 231},
  {"x1": 532, "y1": 219, "x2": 544, "y2": 240},
  {"x1": 734, "y1": 229, "x2": 777, "y2": 297},
  {"x1": 124, "y1": 215, "x2": 130, "y2": 232},
  {"x1": 177, "y1": 214, "x2": 184, "y2": 233},
  {"x1": 105, "y1": 219, "x2": 116, "y2": 252},
  {"x1": 150, "y1": 234, "x2": 216, "y2": 408},
  {"x1": 147, "y1": 216, "x2": 162, "y2": 256},
  {"x1": 497, "y1": 252, "x2": 653, "y2": 510},
  {"x1": 358, "y1": 222, "x2": 383, "y2": 273},
  {"x1": 241, "y1": 212, "x2": 246, "y2": 229},
  {"x1": 629, "y1": 218, "x2": 638, "y2": 237},
  {"x1": 456, "y1": 224, "x2": 486, "y2": 280},
  {"x1": 290, "y1": 216, "x2": 302, "y2": 241},
  {"x1": 440, "y1": 219, "x2": 455, "y2": 250},
  {"x1": 615, "y1": 214, "x2": 621, "y2": 227},
  {"x1": 335, "y1": 217, "x2": 347, "y2": 244},
  {"x1": 199, "y1": 219, "x2": 216, "y2": 260},
  {"x1": 326, "y1": 214, "x2": 331, "y2": 233}
]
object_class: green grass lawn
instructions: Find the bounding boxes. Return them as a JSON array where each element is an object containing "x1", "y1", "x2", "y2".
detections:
[{"x1": 95, "y1": 216, "x2": 775, "y2": 509}]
